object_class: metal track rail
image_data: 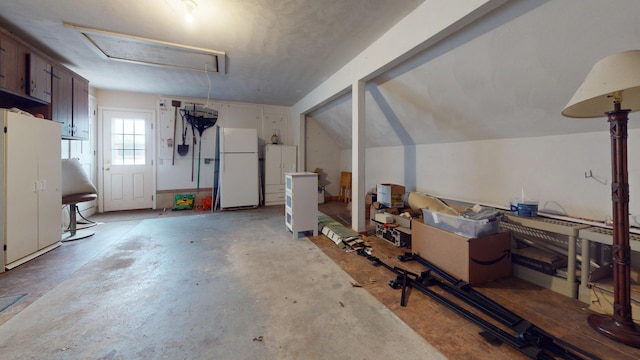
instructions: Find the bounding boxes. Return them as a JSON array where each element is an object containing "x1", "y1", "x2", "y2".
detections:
[{"x1": 357, "y1": 250, "x2": 600, "y2": 360}]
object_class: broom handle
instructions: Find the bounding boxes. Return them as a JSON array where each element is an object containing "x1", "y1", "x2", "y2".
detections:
[
  {"x1": 172, "y1": 107, "x2": 178, "y2": 166},
  {"x1": 197, "y1": 140, "x2": 202, "y2": 191},
  {"x1": 191, "y1": 124, "x2": 196, "y2": 182}
]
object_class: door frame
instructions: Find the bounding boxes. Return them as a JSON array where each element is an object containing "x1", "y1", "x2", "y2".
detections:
[{"x1": 97, "y1": 106, "x2": 156, "y2": 212}]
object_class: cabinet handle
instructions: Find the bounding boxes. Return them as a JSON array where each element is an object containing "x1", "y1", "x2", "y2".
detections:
[
  {"x1": 40, "y1": 179, "x2": 46, "y2": 191},
  {"x1": 33, "y1": 181, "x2": 38, "y2": 193}
]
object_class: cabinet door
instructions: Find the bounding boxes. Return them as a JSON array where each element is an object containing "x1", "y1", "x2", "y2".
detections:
[
  {"x1": 281, "y1": 146, "x2": 297, "y2": 183},
  {"x1": 264, "y1": 145, "x2": 282, "y2": 185},
  {"x1": 72, "y1": 76, "x2": 89, "y2": 139},
  {"x1": 14, "y1": 43, "x2": 27, "y2": 94},
  {"x1": 0, "y1": 34, "x2": 18, "y2": 92},
  {"x1": 51, "y1": 65, "x2": 73, "y2": 137},
  {"x1": 27, "y1": 52, "x2": 51, "y2": 103},
  {"x1": 36, "y1": 119, "x2": 62, "y2": 249},
  {"x1": 5, "y1": 115, "x2": 39, "y2": 263}
]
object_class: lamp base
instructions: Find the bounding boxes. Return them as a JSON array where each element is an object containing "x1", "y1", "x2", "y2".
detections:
[{"x1": 588, "y1": 313, "x2": 640, "y2": 348}]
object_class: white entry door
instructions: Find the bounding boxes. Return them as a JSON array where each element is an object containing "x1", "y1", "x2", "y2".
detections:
[{"x1": 101, "y1": 109, "x2": 154, "y2": 212}]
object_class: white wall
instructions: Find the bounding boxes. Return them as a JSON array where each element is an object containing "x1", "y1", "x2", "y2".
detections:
[
  {"x1": 295, "y1": 0, "x2": 640, "y2": 226},
  {"x1": 340, "y1": 126, "x2": 640, "y2": 223},
  {"x1": 97, "y1": 90, "x2": 159, "y2": 110},
  {"x1": 305, "y1": 117, "x2": 342, "y2": 197},
  {"x1": 95, "y1": 90, "x2": 290, "y2": 195}
]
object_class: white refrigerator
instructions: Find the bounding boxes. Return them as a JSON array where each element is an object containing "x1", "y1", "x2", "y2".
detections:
[{"x1": 219, "y1": 128, "x2": 259, "y2": 209}]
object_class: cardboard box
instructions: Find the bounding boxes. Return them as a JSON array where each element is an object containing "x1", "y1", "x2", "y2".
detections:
[
  {"x1": 412, "y1": 218, "x2": 512, "y2": 285},
  {"x1": 374, "y1": 213, "x2": 394, "y2": 224},
  {"x1": 346, "y1": 192, "x2": 374, "y2": 219},
  {"x1": 392, "y1": 214, "x2": 412, "y2": 229},
  {"x1": 511, "y1": 247, "x2": 567, "y2": 275},
  {"x1": 370, "y1": 204, "x2": 378, "y2": 220},
  {"x1": 370, "y1": 202, "x2": 398, "y2": 220},
  {"x1": 377, "y1": 183, "x2": 405, "y2": 208}
]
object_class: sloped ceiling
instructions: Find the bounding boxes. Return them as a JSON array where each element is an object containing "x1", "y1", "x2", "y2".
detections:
[
  {"x1": 0, "y1": 0, "x2": 423, "y2": 106},
  {"x1": 309, "y1": 0, "x2": 640, "y2": 149},
  {"x1": 3, "y1": 1, "x2": 640, "y2": 149}
]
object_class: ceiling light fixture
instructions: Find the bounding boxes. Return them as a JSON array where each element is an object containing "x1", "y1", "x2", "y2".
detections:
[{"x1": 183, "y1": 0, "x2": 197, "y2": 23}]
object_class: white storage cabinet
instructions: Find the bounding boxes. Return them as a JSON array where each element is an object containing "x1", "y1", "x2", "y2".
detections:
[
  {"x1": 264, "y1": 144, "x2": 296, "y2": 205},
  {"x1": 285, "y1": 172, "x2": 318, "y2": 238},
  {"x1": 1, "y1": 110, "x2": 61, "y2": 271}
]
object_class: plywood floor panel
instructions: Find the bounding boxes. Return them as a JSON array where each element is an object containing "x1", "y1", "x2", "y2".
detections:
[{"x1": 315, "y1": 201, "x2": 640, "y2": 359}]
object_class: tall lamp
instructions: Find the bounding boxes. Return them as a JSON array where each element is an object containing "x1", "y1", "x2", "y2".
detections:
[{"x1": 562, "y1": 50, "x2": 640, "y2": 347}]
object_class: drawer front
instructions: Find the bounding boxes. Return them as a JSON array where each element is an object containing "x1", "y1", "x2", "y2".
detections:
[
  {"x1": 266, "y1": 184, "x2": 285, "y2": 193},
  {"x1": 265, "y1": 192, "x2": 285, "y2": 202}
]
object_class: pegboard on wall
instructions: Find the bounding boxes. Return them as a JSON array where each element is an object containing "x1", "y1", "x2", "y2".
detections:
[
  {"x1": 158, "y1": 99, "x2": 217, "y2": 161},
  {"x1": 215, "y1": 103, "x2": 261, "y2": 129},
  {"x1": 181, "y1": 101, "x2": 218, "y2": 160},
  {"x1": 156, "y1": 96, "x2": 290, "y2": 191},
  {"x1": 158, "y1": 100, "x2": 177, "y2": 160}
]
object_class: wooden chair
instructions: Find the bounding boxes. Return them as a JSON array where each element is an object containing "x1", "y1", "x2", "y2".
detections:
[{"x1": 339, "y1": 171, "x2": 352, "y2": 203}]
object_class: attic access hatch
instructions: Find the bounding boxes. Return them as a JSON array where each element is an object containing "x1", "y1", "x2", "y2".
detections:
[{"x1": 64, "y1": 23, "x2": 226, "y2": 74}]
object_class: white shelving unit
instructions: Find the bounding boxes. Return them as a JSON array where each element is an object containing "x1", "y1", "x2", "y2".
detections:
[
  {"x1": 500, "y1": 213, "x2": 590, "y2": 299},
  {"x1": 285, "y1": 172, "x2": 318, "y2": 239},
  {"x1": 577, "y1": 227, "x2": 640, "y2": 303}
]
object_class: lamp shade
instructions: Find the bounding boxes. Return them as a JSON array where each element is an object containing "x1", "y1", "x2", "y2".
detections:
[{"x1": 562, "y1": 50, "x2": 640, "y2": 118}]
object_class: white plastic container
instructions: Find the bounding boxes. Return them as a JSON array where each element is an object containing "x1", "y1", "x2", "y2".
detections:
[{"x1": 421, "y1": 208, "x2": 501, "y2": 238}]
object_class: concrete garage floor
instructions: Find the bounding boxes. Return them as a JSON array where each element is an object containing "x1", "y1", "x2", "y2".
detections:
[{"x1": 0, "y1": 207, "x2": 444, "y2": 359}]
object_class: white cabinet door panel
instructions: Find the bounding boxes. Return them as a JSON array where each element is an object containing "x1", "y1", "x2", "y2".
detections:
[
  {"x1": 5, "y1": 116, "x2": 39, "y2": 263},
  {"x1": 37, "y1": 119, "x2": 62, "y2": 249}
]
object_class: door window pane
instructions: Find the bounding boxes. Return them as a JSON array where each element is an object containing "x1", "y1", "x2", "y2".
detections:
[{"x1": 112, "y1": 118, "x2": 146, "y2": 165}]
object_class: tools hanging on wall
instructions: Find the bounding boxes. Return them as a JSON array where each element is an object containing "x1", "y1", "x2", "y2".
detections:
[
  {"x1": 180, "y1": 104, "x2": 218, "y2": 191},
  {"x1": 177, "y1": 102, "x2": 189, "y2": 157},
  {"x1": 171, "y1": 100, "x2": 182, "y2": 165}
]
